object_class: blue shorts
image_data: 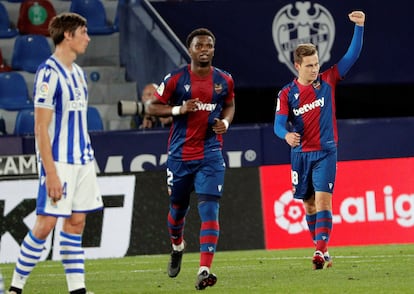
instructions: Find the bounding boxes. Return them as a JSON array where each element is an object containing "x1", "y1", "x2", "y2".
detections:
[
  {"x1": 166, "y1": 155, "x2": 226, "y2": 205},
  {"x1": 290, "y1": 149, "x2": 337, "y2": 200}
]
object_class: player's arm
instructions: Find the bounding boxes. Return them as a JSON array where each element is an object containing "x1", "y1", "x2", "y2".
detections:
[
  {"x1": 35, "y1": 107, "x2": 63, "y2": 202},
  {"x1": 146, "y1": 97, "x2": 200, "y2": 117},
  {"x1": 274, "y1": 114, "x2": 301, "y2": 147},
  {"x1": 274, "y1": 113, "x2": 288, "y2": 139},
  {"x1": 213, "y1": 99, "x2": 235, "y2": 134},
  {"x1": 337, "y1": 11, "x2": 365, "y2": 77}
]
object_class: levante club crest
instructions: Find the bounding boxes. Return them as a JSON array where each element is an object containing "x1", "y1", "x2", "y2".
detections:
[{"x1": 272, "y1": 1, "x2": 335, "y2": 76}]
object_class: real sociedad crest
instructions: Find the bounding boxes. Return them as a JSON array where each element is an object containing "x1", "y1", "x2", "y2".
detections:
[{"x1": 272, "y1": 1, "x2": 335, "y2": 76}]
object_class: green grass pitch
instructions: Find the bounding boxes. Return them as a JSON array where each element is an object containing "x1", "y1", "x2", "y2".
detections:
[{"x1": 1, "y1": 244, "x2": 413, "y2": 293}]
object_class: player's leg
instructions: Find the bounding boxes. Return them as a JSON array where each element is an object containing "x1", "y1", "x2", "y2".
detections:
[
  {"x1": 62, "y1": 162, "x2": 102, "y2": 293},
  {"x1": 61, "y1": 213, "x2": 88, "y2": 293},
  {"x1": 291, "y1": 152, "x2": 316, "y2": 243},
  {"x1": 193, "y1": 156, "x2": 225, "y2": 290},
  {"x1": 9, "y1": 162, "x2": 60, "y2": 293},
  {"x1": 166, "y1": 160, "x2": 193, "y2": 278},
  {"x1": 9, "y1": 216, "x2": 57, "y2": 293},
  {"x1": 195, "y1": 195, "x2": 219, "y2": 290},
  {"x1": 312, "y1": 149, "x2": 337, "y2": 269}
]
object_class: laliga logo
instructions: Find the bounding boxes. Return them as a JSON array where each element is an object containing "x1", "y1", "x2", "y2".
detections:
[
  {"x1": 274, "y1": 190, "x2": 307, "y2": 234},
  {"x1": 272, "y1": 1, "x2": 335, "y2": 76}
]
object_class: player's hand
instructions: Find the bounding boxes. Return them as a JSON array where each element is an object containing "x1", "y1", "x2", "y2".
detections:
[
  {"x1": 212, "y1": 118, "x2": 228, "y2": 134},
  {"x1": 181, "y1": 98, "x2": 200, "y2": 114},
  {"x1": 348, "y1": 11, "x2": 365, "y2": 26},
  {"x1": 285, "y1": 132, "x2": 301, "y2": 147},
  {"x1": 46, "y1": 172, "x2": 63, "y2": 204}
]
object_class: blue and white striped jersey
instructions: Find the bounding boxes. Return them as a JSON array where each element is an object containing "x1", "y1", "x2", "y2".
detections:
[{"x1": 33, "y1": 55, "x2": 94, "y2": 165}]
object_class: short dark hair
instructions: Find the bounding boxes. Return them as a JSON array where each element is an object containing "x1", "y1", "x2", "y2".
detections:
[
  {"x1": 294, "y1": 43, "x2": 317, "y2": 64},
  {"x1": 49, "y1": 12, "x2": 87, "y2": 46},
  {"x1": 186, "y1": 28, "x2": 216, "y2": 48}
]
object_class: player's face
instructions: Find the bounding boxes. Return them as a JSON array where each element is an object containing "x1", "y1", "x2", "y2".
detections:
[
  {"x1": 69, "y1": 26, "x2": 90, "y2": 55},
  {"x1": 188, "y1": 35, "x2": 215, "y2": 67},
  {"x1": 295, "y1": 54, "x2": 320, "y2": 85}
]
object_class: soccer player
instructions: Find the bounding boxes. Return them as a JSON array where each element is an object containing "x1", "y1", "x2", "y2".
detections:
[
  {"x1": 274, "y1": 11, "x2": 365, "y2": 269},
  {"x1": 8, "y1": 13, "x2": 102, "y2": 294},
  {"x1": 146, "y1": 27, "x2": 235, "y2": 290}
]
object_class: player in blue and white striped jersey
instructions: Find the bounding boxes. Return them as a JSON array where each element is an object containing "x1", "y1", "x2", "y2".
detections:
[{"x1": 9, "y1": 13, "x2": 102, "y2": 294}]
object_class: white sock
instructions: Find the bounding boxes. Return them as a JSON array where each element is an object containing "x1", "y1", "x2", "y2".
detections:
[
  {"x1": 60, "y1": 231, "x2": 85, "y2": 292},
  {"x1": 197, "y1": 266, "x2": 209, "y2": 275},
  {"x1": 172, "y1": 241, "x2": 185, "y2": 251}
]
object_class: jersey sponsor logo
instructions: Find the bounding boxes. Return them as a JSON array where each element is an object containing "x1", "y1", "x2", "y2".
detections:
[
  {"x1": 68, "y1": 99, "x2": 87, "y2": 111},
  {"x1": 292, "y1": 97, "x2": 324, "y2": 116},
  {"x1": 272, "y1": 1, "x2": 335, "y2": 76},
  {"x1": 194, "y1": 101, "x2": 217, "y2": 112}
]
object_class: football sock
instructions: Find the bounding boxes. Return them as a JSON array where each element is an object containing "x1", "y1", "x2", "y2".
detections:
[
  {"x1": 315, "y1": 210, "x2": 333, "y2": 253},
  {"x1": 168, "y1": 203, "x2": 189, "y2": 246},
  {"x1": 197, "y1": 266, "x2": 210, "y2": 275},
  {"x1": 306, "y1": 213, "x2": 317, "y2": 244},
  {"x1": 60, "y1": 231, "x2": 85, "y2": 292},
  {"x1": 172, "y1": 242, "x2": 185, "y2": 251},
  {"x1": 198, "y1": 200, "x2": 220, "y2": 268},
  {"x1": 10, "y1": 231, "x2": 45, "y2": 289}
]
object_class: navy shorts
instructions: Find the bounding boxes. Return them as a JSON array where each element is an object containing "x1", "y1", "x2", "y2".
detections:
[
  {"x1": 290, "y1": 149, "x2": 337, "y2": 200},
  {"x1": 166, "y1": 155, "x2": 226, "y2": 205}
]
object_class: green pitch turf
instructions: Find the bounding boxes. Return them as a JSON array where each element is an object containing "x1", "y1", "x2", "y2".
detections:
[{"x1": 1, "y1": 244, "x2": 413, "y2": 293}]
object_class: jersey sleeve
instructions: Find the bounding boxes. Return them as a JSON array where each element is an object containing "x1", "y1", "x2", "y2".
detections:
[{"x1": 34, "y1": 65, "x2": 59, "y2": 110}]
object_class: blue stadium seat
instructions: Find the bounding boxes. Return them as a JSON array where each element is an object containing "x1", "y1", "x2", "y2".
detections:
[
  {"x1": 0, "y1": 72, "x2": 33, "y2": 111},
  {"x1": 70, "y1": 0, "x2": 116, "y2": 35},
  {"x1": 11, "y1": 34, "x2": 52, "y2": 73},
  {"x1": 14, "y1": 108, "x2": 35, "y2": 136},
  {"x1": 87, "y1": 106, "x2": 104, "y2": 131},
  {"x1": 0, "y1": 2, "x2": 19, "y2": 38}
]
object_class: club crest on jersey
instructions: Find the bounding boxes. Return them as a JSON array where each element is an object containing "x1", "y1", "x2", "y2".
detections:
[
  {"x1": 184, "y1": 84, "x2": 190, "y2": 92},
  {"x1": 214, "y1": 83, "x2": 223, "y2": 94},
  {"x1": 272, "y1": 1, "x2": 335, "y2": 76}
]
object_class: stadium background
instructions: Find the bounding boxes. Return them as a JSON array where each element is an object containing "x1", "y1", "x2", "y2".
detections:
[{"x1": 1, "y1": 0, "x2": 414, "y2": 262}]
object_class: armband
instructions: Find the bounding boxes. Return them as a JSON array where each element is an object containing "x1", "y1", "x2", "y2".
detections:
[
  {"x1": 222, "y1": 119, "x2": 229, "y2": 130},
  {"x1": 171, "y1": 106, "x2": 181, "y2": 116}
]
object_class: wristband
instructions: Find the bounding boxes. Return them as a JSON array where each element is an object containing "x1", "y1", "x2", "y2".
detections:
[
  {"x1": 171, "y1": 106, "x2": 181, "y2": 116},
  {"x1": 222, "y1": 119, "x2": 229, "y2": 130}
]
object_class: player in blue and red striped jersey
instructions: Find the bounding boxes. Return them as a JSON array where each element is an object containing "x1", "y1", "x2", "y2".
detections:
[
  {"x1": 274, "y1": 11, "x2": 365, "y2": 270},
  {"x1": 146, "y1": 28, "x2": 235, "y2": 289}
]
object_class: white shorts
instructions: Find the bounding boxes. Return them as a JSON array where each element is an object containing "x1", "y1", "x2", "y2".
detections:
[{"x1": 37, "y1": 161, "x2": 103, "y2": 217}]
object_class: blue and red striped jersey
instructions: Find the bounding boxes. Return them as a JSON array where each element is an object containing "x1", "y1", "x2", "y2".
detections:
[
  {"x1": 155, "y1": 65, "x2": 234, "y2": 161},
  {"x1": 276, "y1": 65, "x2": 341, "y2": 152}
]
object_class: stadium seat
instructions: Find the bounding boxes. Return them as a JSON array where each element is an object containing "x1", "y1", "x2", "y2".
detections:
[
  {"x1": 0, "y1": 72, "x2": 33, "y2": 111},
  {"x1": 17, "y1": 0, "x2": 57, "y2": 36},
  {"x1": 70, "y1": 0, "x2": 116, "y2": 35},
  {"x1": 11, "y1": 34, "x2": 52, "y2": 73},
  {"x1": 0, "y1": 48, "x2": 12, "y2": 72},
  {"x1": 0, "y1": 2, "x2": 19, "y2": 38},
  {"x1": 87, "y1": 106, "x2": 104, "y2": 131},
  {"x1": 14, "y1": 108, "x2": 35, "y2": 136}
]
